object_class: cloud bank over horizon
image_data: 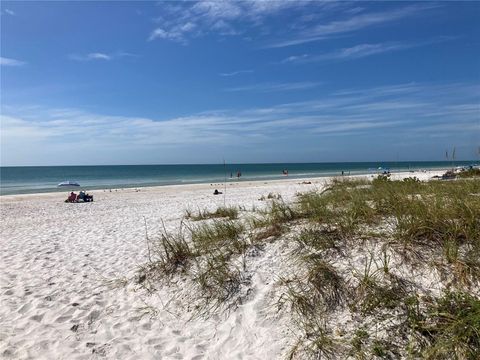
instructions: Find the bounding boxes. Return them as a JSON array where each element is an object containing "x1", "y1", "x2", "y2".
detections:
[{"x1": 2, "y1": 82, "x2": 479, "y2": 165}]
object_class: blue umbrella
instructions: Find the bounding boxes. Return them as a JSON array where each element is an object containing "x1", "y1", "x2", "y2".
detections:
[{"x1": 58, "y1": 181, "x2": 80, "y2": 187}]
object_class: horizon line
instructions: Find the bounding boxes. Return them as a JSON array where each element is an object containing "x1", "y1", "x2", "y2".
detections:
[{"x1": 1, "y1": 159, "x2": 478, "y2": 168}]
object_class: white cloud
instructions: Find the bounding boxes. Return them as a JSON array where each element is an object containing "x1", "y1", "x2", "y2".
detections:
[
  {"x1": 282, "y1": 37, "x2": 455, "y2": 63},
  {"x1": 284, "y1": 42, "x2": 410, "y2": 63},
  {"x1": 225, "y1": 82, "x2": 322, "y2": 92},
  {"x1": 219, "y1": 69, "x2": 253, "y2": 77},
  {"x1": 69, "y1": 52, "x2": 134, "y2": 61},
  {"x1": 147, "y1": 2, "x2": 439, "y2": 47},
  {"x1": 280, "y1": 54, "x2": 310, "y2": 63},
  {"x1": 4, "y1": 9, "x2": 15, "y2": 16},
  {"x1": 88, "y1": 53, "x2": 111, "y2": 60},
  {"x1": 268, "y1": 3, "x2": 440, "y2": 48},
  {"x1": 149, "y1": 0, "x2": 304, "y2": 42},
  {"x1": 0, "y1": 57, "x2": 25, "y2": 66}
]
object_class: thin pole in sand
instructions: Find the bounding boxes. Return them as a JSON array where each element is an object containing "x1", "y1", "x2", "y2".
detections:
[
  {"x1": 452, "y1": 146, "x2": 456, "y2": 170},
  {"x1": 223, "y1": 158, "x2": 227, "y2": 207}
]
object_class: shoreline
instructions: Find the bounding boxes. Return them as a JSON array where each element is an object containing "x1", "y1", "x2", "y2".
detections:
[{"x1": 0, "y1": 168, "x2": 448, "y2": 200}]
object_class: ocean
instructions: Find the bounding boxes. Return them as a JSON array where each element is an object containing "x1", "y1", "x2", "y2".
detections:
[{"x1": 0, "y1": 161, "x2": 475, "y2": 195}]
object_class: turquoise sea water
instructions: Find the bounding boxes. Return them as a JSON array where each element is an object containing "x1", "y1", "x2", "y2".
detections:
[{"x1": 0, "y1": 161, "x2": 476, "y2": 195}]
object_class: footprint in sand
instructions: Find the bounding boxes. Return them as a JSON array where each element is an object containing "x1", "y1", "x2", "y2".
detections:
[
  {"x1": 17, "y1": 302, "x2": 32, "y2": 314},
  {"x1": 30, "y1": 313, "x2": 45, "y2": 322},
  {"x1": 55, "y1": 315, "x2": 71, "y2": 323}
]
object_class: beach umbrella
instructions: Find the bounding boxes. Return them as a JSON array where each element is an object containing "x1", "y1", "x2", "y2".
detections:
[{"x1": 57, "y1": 180, "x2": 80, "y2": 188}]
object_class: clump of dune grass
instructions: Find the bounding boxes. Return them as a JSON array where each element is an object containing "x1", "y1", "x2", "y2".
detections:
[
  {"x1": 193, "y1": 253, "x2": 247, "y2": 314},
  {"x1": 457, "y1": 168, "x2": 480, "y2": 178},
  {"x1": 249, "y1": 199, "x2": 299, "y2": 240},
  {"x1": 145, "y1": 223, "x2": 194, "y2": 277},
  {"x1": 302, "y1": 254, "x2": 347, "y2": 310},
  {"x1": 298, "y1": 180, "x2": 381, "y2": 238},
  {"x1": 349, "y1": 329, "x2": 369, "y2": 359},
  {"x1": 407, "y1": 291, "x2": 480, "y2": 359},
  {"x1": 295, "y1": 227, "x2": 340, "y2": 252},
  {"x1": 259, "y1": 192, "x2": 282, "y2": 201},
  {"x1": 253, "y1": 222, "x2": 285, "y2": 241},
  {"x1": 287, "y1": 317, "x2": 338, "y2": 360},
  {"x1": 187, "y1": 219, "x2": 250, "y2": 314},
  {"x1": 191, "y1": 219, "x2": 246, "y2": 255},
  {"x1": 279, "y1": 252, "x2": 348, "y2": 359},
  {"x1": 185, "y1": 206, "x2": 239, "y2": 221},
  {"x1": 265, "y1": 199, "x2": 299, "y2": 223},
  {"x1": 349, "y1": 255, "x2": 411, "y2": 316},
  {"x1": 281, "y1": 257, "x2": 346, "y2": 317}
]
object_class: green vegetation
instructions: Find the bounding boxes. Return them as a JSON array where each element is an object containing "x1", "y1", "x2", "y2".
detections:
[
  {"x1": 259, "y1": 192, "x2": 282, "y2": 201},
  {"x1": 185, "y1": 206, "x2": 239, "y2": 221},
  {"x1": 191, "y1": 220, "x2": 245, "y2": 255},
  {"x1": 408, "y1": 292, "x2": 480, "y2": 359},
  {"x1": 457, "y1": 168, "x2": 480, "y2": 178},
  {"x1": 139, "y1": 176, "x2": 480, "y2": 358},
  {"x1": 145, "y1": 224, "x2": 194, "y2": 277},
  {"x1": 284, "y1": 177, "x2": 480, "y2": 358},
  {"x1": 194, "y1": 253, "x2": 245, "y2": 314},
  {"x1": 249, "y1": 199, "x2": 299, "y2": 240}
]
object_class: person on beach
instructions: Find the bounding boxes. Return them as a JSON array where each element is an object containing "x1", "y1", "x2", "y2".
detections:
[
  {"x1": 67, "y1": 192, "x2": 77, "y2": 202},
  {"x1": 213, "y1": 189, "x2": 223, "y2": 195}
]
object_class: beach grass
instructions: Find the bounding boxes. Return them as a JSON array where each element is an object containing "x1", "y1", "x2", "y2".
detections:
[
  {"x1": 407, "y1": 291, "x2": 480, "y2": 359},
  {"x1": 190, "y1": 219, "x2": 246, "y2": 255},
  {"x1": 185, "y1": 206, "x2": 239, "y2": 221},
  {"x1": 140, "y1": 176, "x2": 480, "y2": 357},
  {"x1": 278, "y1": 177, "x2": 480, "y2": 357},
  {"x1": 457, "y1": 168, "x2": 480, "y2": 178},
  {"x1": 144, "y1": 223, "x2": 194, "y2": 278}
]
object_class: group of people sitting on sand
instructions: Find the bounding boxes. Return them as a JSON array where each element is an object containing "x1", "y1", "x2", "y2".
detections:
[{"x1": 65, "y1": 191, "x2": 93, "y2": 203}]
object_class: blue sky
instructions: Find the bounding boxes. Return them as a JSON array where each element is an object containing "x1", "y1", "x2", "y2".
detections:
[{"x1": 1, "y1": 1, "x2": 479, "y2": 166}]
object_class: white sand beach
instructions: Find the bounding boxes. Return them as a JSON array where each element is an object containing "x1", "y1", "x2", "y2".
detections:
[{"x1": 0, "y1": 170, "x2": 449, "y2": 359}]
